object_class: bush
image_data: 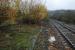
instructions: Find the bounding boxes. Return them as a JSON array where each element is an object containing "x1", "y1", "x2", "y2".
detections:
[{"x1": 19, "y1": 4, "x2": 48, "y2": 24}]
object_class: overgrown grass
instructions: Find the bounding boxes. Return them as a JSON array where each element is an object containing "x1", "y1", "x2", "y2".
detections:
[
  {"x1": 14, "y1": 25, "x2": 40, "y2": 49},
  {"x1": 0, "y1": 24, "x2": 41, "y2": 50}
]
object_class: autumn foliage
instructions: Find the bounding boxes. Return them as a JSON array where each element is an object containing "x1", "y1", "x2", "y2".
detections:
[
  {"x1": 7, "y1": 8, "x2": 17, "y2": 24},
  {"x1": 30, "y1": 4, "x2": 48, "y2": 21},
  {"x1": 0, "y1": 0, "x2": 48, "y2": 24}
]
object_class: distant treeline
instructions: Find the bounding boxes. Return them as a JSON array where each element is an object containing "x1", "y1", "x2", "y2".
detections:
[{"x1": 49, "y1": 10, "x2": 75, "y2": 24}]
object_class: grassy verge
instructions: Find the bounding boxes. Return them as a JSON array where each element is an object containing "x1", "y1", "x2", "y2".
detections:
[{"x1": 0, "y1": 24, "x2": 41, "y2": 50}]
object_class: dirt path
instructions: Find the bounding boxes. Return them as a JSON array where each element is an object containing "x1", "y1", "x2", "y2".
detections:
[
  {"x1": 34, "y1": 21, "x2": 60, "y2": 50},
  {"x1": 34, "y1": 26, "x2": 48, "y2": 50}
]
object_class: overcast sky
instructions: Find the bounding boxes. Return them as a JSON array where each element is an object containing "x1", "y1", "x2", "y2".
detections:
[{"x1": 45, "y1": 0, "x2": 75, "y2": 10}]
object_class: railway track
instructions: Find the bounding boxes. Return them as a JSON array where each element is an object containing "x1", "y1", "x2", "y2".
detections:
[
  {"x1": 55, "y1": 20, "x2": 75, "y2": 34},
  {"x1": 51, "y1": 20, "x2": 75, "y2": 50}
]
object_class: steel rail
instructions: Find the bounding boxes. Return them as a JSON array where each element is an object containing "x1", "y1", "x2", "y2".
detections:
[{"x1": 51, "y1": 20, "x2": 75, "y2": 50}]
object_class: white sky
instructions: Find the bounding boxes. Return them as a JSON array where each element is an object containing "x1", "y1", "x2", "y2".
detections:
[
  {"x1": 45, "y1": 0, "x2": 75, "y2": 10},
  {"x1": 22, "y1": 0, "x2": 75, "y2": 10}
]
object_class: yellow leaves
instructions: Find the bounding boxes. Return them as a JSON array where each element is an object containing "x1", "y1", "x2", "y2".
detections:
[
  {"x1": 8, "y1": 8, "x2": 17, "y2": 24},
  {"x1": 0, "y1": 0, "x2": 48, "y2": 24},
  {"x1": 15, "y1": 0, "x2": 20, "y2": 10},
  {"x1": 30, "y1": 4, "x2": 48, "y2": 20}
]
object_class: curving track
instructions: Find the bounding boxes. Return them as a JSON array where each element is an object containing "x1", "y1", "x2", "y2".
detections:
[
  {"x1": 51, "y1": 20, "x2": 75, "y2": 50},
  {"x1": 55, "y1": 20, "x2": 75, "y2": 34}
]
